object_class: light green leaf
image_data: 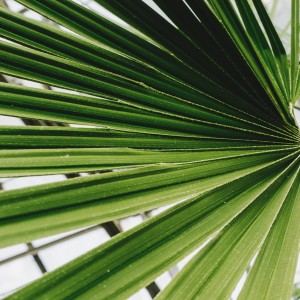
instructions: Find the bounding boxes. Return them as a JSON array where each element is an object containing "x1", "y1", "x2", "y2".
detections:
[
  {"x1": 157, "y1": 157, "x2": 300, "y2": 300},
  {"x1": 2, "y1": 148, "x2": 297, "y2": 247},
  {"x1": 6, "y1": 156, "x2": 299, "y2": 300},
  {"x1": 238, "y1": 162, "x2": 300, "y2": 299}
]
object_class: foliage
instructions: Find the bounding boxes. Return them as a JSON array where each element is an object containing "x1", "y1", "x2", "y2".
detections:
[{"x1": 0, "y1": 0, "x2": 299, "y2": 299}]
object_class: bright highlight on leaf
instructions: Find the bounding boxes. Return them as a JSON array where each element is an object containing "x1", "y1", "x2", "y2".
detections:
[{"x1": 0, "y1": 0, "x2": 299, "y2": 299}]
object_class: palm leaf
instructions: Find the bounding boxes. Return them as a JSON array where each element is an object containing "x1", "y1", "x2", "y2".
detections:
[{"x1": 0, "y1": 0, "x2": 299, "y2": 299}]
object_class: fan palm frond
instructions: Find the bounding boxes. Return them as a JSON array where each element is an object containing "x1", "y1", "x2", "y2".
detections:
[{"x1": 0, "y1": 0, "x2": 299, "y2": 299}]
